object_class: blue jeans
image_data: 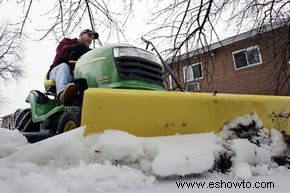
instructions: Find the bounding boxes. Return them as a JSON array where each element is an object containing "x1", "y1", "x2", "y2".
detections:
[{"x1": 49, "y1": 63, "x2": 74, "y2": 96}]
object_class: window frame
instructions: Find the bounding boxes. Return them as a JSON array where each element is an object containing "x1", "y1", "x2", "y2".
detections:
[
  {"x1": 183, "y1": 62, "x2": 203, "y2": 83},
  {"x1": 232, "y1": 45, "x2": 263, "y2": 70},
  {"x1": 186, "y1": 82, "x2": 200, "y2": 91},
  {"x1": 168, "y1": 75, "x2": 173, "y2": 90}
]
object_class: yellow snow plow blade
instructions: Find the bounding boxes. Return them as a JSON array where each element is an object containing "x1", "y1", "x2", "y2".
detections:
[{"x1": 82, "y1": 88, "x2": 290, "y2": 136}]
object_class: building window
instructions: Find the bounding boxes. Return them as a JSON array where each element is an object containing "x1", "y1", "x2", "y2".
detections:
[
  {"x1": 183, "y1": 62, "x2": 203, "y2": 82},
  {"x1": 186, "y1": 82, "x2": 200, "y2": 91},
  {"x1": 232, "y1": 45, "x2": 262, "y2": 69}
]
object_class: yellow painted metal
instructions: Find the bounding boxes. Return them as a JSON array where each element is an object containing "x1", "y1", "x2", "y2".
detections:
[
  {"x1": 44, "y1": 73, "x2": 56, "y2": 87},
  {"x1": 64, "y1": 120, "x2": 77, "y2": 132},
  {"x1": 82, "y1": 88, "x2": 290, "y2": 137}
]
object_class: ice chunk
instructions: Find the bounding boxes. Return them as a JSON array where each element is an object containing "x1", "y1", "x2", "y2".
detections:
[
  {"x1": 147, "y1": 132, "x2": 218, "y2": 176},
  {"x1": 92, "y1": 130, "x2": 144, "y2": 163},
  {"x1": 233, "y1": 162, "x2": 252, "y2": 180},
  {"x1": 231, "y1": 139, "x2": 257, "y2": 165},
  {"x1": 152, "y1": 150, "x2": 214, "y2": 176}
]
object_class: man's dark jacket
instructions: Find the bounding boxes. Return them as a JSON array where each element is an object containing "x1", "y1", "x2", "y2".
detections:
[{"x1": 50, "y1": 38, "x2": 90, "y2": 71}]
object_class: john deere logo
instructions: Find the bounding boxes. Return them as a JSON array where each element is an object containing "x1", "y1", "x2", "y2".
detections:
[{"x1": 99, "y1": 75, "x2": 109, "y2": 82}]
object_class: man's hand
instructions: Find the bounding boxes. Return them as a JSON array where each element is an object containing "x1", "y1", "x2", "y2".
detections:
[{"x1": 69, "y1": 43, "x2": 91, "y2": 61}]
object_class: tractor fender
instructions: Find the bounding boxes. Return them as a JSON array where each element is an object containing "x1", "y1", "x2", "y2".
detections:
[{"x1": 25, "y1": 90, "x2": 66, "y2": 123}]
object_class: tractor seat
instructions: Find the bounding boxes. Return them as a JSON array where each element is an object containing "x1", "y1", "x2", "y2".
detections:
[{"x1": 44, "y1": 73, "x2": 56, "y2": 94}]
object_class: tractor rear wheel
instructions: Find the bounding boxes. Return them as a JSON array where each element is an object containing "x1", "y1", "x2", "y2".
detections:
[
  {"x1": 9, "y1": 108, "x2": 22, "y2": 130},
  {"x1": 13, "y1": 108, "x2": 30, "y2": 130},
  {"x1": 14, "y1": 109, "x2": 40, "y2": 132}
]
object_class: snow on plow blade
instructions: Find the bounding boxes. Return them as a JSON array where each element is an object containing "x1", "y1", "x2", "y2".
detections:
[{"x1": 82, "y1": 88, "x2": 290, "y2": 136}]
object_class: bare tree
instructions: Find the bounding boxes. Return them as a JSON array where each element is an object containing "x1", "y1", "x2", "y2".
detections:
[
  {"x1": 6, "y1": 0, "x2": 290, "y2": 58},
  {"x1": 0, "y1": 23, "x2": 24, "y2": 81},
  {"x1": 2, "y1": 0, "x2": 290, "y2": 93},
  {"x1": 142, "y1": 0, "x2": 289, "y2": 93},
  {"x1": 14, "y1": 0, "x2": 134, "y2": 42},
  {"x1": 144, "y1": 0, "x2": 289, "y2": 56}
]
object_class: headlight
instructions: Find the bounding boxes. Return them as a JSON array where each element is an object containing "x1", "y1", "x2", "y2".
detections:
[{"x1": 113, "y1": 47, "x2": 161, "y2": 64}]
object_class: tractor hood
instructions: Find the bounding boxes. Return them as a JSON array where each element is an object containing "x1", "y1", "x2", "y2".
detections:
[{"x1": 74, "y1": 44, "x2": 164, "y2": 90}]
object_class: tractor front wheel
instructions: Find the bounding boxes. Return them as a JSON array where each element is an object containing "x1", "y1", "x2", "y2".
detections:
[{"x1": 57, "y1": 112, "x2": 80, "y2": 134}]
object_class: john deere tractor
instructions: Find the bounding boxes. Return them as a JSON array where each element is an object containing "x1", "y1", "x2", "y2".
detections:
[{"x1": 11, "y1": 40, "x2": 290, "y2": 143}]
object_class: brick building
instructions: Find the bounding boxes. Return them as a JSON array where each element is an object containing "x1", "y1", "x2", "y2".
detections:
[
  {"x1": 166, "y1": 22, "x2": 290, "y2": 96},
  {"x1": 0, "y1": 114, "x2": 11, "y2": 129}
]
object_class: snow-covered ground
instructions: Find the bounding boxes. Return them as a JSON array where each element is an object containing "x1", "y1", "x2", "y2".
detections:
[{"x1": 0, "y1": 113, "x2": 289, "y2": 193}]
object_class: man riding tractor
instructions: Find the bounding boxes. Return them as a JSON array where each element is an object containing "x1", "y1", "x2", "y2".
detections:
[{"x1": 48, "y1": 29, "x2": 99, "y2": 105}]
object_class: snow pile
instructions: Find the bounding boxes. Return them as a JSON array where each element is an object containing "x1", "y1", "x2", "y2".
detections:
[
  {"x1": 144, "y1": 133, "x2": 217, "y2": 176},
  {"x1": 90, "y1": 130, "x2": 144, "y2": 163},
  {"x1": 0, "y1": 126, "x2": 86, "y2": 167},
  {"x1": 88, "y1": 130, "x2": 218, "y2": 176},
  {"x1": 0, "y1": 128, "x2": 27, "y2": 158},
  {"x1": 217, "y1": 113, "x2": 288, "y2": 180},
  {"x1": 1, "y1": 112, "x2": 290, "y2": 192},
  {"x1": 0, "y1": 127, "x2": 218, "y2": 176},
  {"x1": 0, "y1": 126, "x2": 218, "y2": 193},
  {"x1": 0, "y1": 162, "x2": 155, "y2": 193},
  {"x1": 0, "y1": 127, "x2": 155, "y2": 193}
]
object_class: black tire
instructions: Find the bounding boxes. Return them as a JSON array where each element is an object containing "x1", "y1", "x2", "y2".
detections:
[
  {"x1": 15, "y1": 109, "x2": 40, "y2": 132},
  {"x1": 8, "y1": 108, "x2": 22, "y2": 130},
  {"x1": 57, "y1": 111, "x2": 80, "y2": 134},
  {"x1": 41, "y1": 113, "x2": 60, "y2": 132},
  {"x1": 13, "y1": 108, "x2": 30, "y2": 130},
  {"x1": 8, "y1": 116, "x2": 14, "y2": 130}
]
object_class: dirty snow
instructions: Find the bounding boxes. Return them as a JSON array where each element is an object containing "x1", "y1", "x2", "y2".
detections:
[
  {"x1": 0, "y1": 113, "x2": 290, "y2": 193},
  {"x1": 216, "y1": 113, "x2": 289, "y2": 181}
]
